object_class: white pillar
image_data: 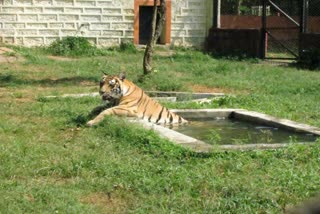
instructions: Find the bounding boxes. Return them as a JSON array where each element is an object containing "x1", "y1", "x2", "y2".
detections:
[{"x1": 213, "y1": 0, "x2": 221, "y2": 28}]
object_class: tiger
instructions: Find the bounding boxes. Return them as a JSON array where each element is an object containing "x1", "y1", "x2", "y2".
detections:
[{"x1": 86, "y1": 72, "x2": 187, "y2": 126}]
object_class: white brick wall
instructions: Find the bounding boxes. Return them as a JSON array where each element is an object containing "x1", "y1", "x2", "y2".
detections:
[
  {"x1": 172, "y1": 0, "x2": 212, "y2": 47},
  {"x1": 0, "y1": 0, "x2": 212, "y2": 47}
]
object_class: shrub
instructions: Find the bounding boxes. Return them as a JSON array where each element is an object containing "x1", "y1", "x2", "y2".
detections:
[
  {"x1": 298, "y1": 49, "x2": 320, "y2": 70},
  {"x1": 48, "y1": 36, "x2": 97, "y2": 56},
  {"x1": 119, "y1": 41, "x2": 137, "y2": 53}
]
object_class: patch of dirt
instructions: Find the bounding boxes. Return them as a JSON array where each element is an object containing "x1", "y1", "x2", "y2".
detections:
[
  {"x1": 0, "y1": 92, "x2": 34, "y2": 103},
  {"x1": 80, "y1": 80, "x2": 95, "y2": 86},
  {"x1": 0, "y1": 47, "x2": 25, "y2": 63},
  {"x1": 0, "y1": 86, "x2": 60, "y2": 103},
  {"x1": 13, "y1": 97, "x2": 35, "y2": 103},
  {"x1": 81, "y1": 192, "x2": 129, "y2": 213},
  {"x1": 47, "y1": 55, "x2": 76, "y2": 61},
  {"x1": 155, "y1": 50, "x2": 175, "y2": 57},
  {"x1": 190, "y1": 84, "x2": 233, "y2": 94}
]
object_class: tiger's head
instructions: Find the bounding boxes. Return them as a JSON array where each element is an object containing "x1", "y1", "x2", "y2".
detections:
[{"x1": 99, "y1": 72, "x2": 126, "y2": 103}]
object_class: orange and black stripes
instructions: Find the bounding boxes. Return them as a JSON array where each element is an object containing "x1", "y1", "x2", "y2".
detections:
[{"x1": 97, "y1": 74, "x2": 187, "y2": 125}]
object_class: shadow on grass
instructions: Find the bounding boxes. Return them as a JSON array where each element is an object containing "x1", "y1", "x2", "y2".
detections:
[
  {"x1": 0, "y1": 74, "x2": 98, "y2": 87},
  {"x1": 70, "y1": 114, "x2": 89, "y2": 126},
  {"x1": 69, "y1": 104, "x2": 112, "y2": 127}
]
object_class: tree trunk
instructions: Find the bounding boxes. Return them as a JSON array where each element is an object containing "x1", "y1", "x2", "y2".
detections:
[
  {"x1": 143, "y1": 0, "x2": 166, "y2": 75},
  {"x1": 236, "y1": 0, "x2": 243, "y2": 15}
]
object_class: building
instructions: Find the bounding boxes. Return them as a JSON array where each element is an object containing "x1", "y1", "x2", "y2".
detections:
[{"x1": 0, "y1": 0, "x2": 213, "y2": 47}]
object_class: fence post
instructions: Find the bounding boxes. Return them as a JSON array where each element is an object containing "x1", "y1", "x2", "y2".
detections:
[
  {"x1": 260, "y1": 0, "x2": 267, "y2": 59},
  {"x1": 299, "y1": 0, "x2": 309, "y2": 59},
  {"x1": 301, "y1": 0, "x2": 309, "y2": 33}
]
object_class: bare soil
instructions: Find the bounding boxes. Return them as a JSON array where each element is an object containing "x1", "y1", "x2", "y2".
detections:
[
  {"x1": 0, "y1": 47, "x2": 24, "y2": 63},
  {"x1": 81, "y1": 192, "x2": 129, "y2": 213},
  {"x1": 190, "y1": 84, "x2": 233, "y2": 93},
  {"x1": 47, "y1": 55, "x2": 76, "y2": 61}
]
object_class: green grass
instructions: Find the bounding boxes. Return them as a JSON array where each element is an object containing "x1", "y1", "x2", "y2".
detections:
[{"x1": 0, "y1": 47, "x2": 320, "y2": 213}]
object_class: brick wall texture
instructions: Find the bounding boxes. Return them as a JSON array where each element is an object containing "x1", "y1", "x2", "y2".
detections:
[{"x1": 0, "y1": 0, "x2": 212, "y2": 47}]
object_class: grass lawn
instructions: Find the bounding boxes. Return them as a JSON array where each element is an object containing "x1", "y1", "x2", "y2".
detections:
[{"x1": 0, "y1": 47, "x2": 320, "y2": 213}]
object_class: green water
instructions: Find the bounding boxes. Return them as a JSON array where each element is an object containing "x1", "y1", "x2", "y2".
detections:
[{"x1": 171, "y1": 119, "x2": 318, "y2": 145}]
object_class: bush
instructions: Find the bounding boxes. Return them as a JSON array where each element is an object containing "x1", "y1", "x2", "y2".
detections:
[
  {"x1": 119, "y1": 41, "x2": 137, "y2": 53},
  {"x1": 48, "y1": 36, "x2": 97, "y2": 56},
  {"x1": 298, "y1": 49, "x2": 320, "y2": 70},
  {"x1": 47, "y1": 37, "x2": 137, "y2": 56}
]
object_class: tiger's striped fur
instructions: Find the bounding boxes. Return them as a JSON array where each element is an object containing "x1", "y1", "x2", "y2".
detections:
[{"x1": 87, "y1": 73, "x2": 187, "y2": 126}]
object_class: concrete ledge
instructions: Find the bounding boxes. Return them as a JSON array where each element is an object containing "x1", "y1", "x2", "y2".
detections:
[
  {"x1": 232, "y1": 110, "x2": 320, "y2": 136},
  {"x1": 44, "y1": 91, "x2": 225, "y2": 102},
  {"x1": 171, "y1": 109, "x2": 238, "y2": 120},
  {"x1": 217, "y1": 142, "x2": 312, "y2": 151},
  {"x1": 146, "y1": 91, "x2": 225, "y2": 101}
]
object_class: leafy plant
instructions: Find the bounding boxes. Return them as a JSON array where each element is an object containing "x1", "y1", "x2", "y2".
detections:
[
  {"x1": 119, "y1": 41, "x2": 137, "y2": 53},
  {"x1": 47, "y1": 36, "x2": 97, "y2": 56}
]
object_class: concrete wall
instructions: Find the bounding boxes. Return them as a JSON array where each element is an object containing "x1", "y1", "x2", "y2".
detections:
[
  {"x1": 0, "y1": 0, "x2": 212, "y2": 47},
  {"x1": 171, "y1": 0, "x2": 212, "y2": 47}
]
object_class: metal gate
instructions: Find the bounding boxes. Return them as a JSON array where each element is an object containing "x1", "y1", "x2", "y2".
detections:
[{"x1": 262, "y1": 0, "x2": 303, "y2": 59}]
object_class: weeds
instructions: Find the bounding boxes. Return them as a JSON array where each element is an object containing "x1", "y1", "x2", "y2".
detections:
[{"x1": 119, "y1": 41, "x2": 137, "y2": 53}]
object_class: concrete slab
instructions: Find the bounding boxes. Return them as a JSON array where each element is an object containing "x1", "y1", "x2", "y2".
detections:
[
  {"x1": 44, "y1": 91, "x2": 224, "y2": 102},
  {"x1": 146, "y1": 91, "x2": 225, "y2": 101},
  {"x1": 232, "y1": 110, "x2": 320, "y2": 136}
]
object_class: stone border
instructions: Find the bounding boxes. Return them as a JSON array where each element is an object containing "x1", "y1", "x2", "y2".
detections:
[
  {"x1": 146, "y1": 91, "x2": 225, "y2": 101},
  {"x1": 232, "y1": 110, "x2": 320, "y2": 136},
  {"x1": 136, "y1": 109, "x2": 320, "y2": 153},
  {"x1": 44, "y1": 91, "x2": 224, "y2": 102}
]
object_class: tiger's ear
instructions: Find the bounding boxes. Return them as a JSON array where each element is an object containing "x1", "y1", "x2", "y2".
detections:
[
  {"x1": 119, "y1": 72, "x2": 126, "y2": 81},
  {"x1": 102, "y1": 71, "x2": 108, "y2": 76}
]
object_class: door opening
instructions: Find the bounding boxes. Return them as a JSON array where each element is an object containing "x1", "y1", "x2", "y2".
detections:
[
  {"x1": 134, "y1": 0, "x2": 171, "y2": 45},
  {"x1": 139, "y1": 6, "x2": 165, "y2": 45}
]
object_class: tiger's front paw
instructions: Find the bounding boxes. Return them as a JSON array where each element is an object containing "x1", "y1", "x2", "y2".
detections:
[{"x1": 86, "y1": 120, "x2": 96, "y2": 127}]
